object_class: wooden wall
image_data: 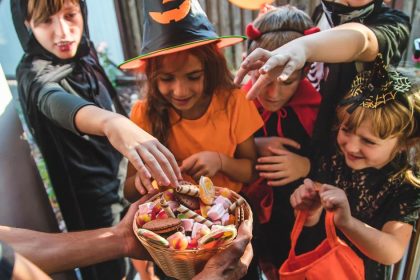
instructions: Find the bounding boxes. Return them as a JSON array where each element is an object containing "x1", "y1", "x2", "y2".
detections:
[{"x1": 114, "y1": 0, "x2": 419, "y2": 70}]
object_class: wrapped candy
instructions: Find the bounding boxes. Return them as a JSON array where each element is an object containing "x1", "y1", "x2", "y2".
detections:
[
  {"x1": 192, "y1": 223, "x2": 211, "y2": 240},
  {"x1": 229, "y1": 197, "x2": 245, "y2": 213},
  {"x1": 214, "y1": 196, "x2": 232, "y2": 209},
  {"x1": 176, "y1": 184, "x2": 200, "y2": 197},
  {"x1": 160, "y1": 197, "x2": 176, "y2": 218},
  {"x1": 137, "y1": 228, "x2": 169, "y2": 248}
]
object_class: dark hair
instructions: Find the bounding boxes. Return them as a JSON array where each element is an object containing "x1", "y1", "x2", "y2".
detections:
[
  {"x1": 27, "y1": 0, "x2": 80, "y2": 26},
  {"x1": 145, "y1": 43, "x2": 235, "y2": 144},
  {"x1": 248, "y1": 5, "x2": 314, "y2": 53}
]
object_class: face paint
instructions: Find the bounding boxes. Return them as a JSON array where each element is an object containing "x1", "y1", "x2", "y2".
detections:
[{"x1": 321, "y1": 0, "x2": 382, "y2": 26}]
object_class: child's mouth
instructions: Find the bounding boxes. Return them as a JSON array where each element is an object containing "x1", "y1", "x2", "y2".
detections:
[{"x1": 56, "y1": 41, "x2": 74, "y2": 52}]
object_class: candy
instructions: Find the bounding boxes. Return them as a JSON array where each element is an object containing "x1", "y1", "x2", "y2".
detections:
[
  {"x1": 167, "y1": 232, "x2": 188, "y2": 250},
  {"x1": 200, "y1": 203, "x2": 211, "y2": 218},
  {"x1": 160, "y1": 197, "x2": 176, "y2": 218},
  {"x1": 229, "y1": 197, "x2": 245, "y2": 213},
  {"x1": 137, "y1": 228, "x2": 169, "y2": 248},
  {"x1": 167, "y1": 200, "x2": 180, "y2": 211},
  {"x1": 199, "y1": 176, "x2": 215, "y2": 205},
  {"x1": 181, "y1": 219, "x2": 194, "y2": 232},
  {"x1": 176, "y1": 184, "x2": 200, "y2": 197},
  {"x1": 221, "y1": 212, "x2": 230, "y2": 226},
  {"x1": 156, "y1": 210, "x2": 169, "y2": 220},
  {"x1": 192, "y1": 223, "x2": 211, "y2": 239},
  {"x1": 198, "y1": 225, "x2": 237, "y2": 249},
  {"x1": 162, "y1": 189, "x2": 175, "y2": 201},
  {"x1": 136, "y1": 213, "x2": 152, "y2": 227},
  {"x1": 187, "y1": 237, "x2": 198, "y2": 249},
  {"x1": 207, "y1": 204, "x2": 226, "y2": 221},
  {"x1": 137, "y1": 202, "x2": 153, "y2": 215},
  {"x1": 214, "y1": 196, "x2": 232, "y2": 209},
  {"x1": 177, "y1": 205, "x2": 213, "y2": 227}
]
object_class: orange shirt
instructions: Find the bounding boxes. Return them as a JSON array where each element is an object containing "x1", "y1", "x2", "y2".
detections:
[{"x1": 131, "y1": 88, "x2": 263, "y2": 192}]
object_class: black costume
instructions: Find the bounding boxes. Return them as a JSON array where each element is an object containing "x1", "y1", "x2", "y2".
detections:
[
  {"x1": 311, "y1": 2, "x2": 411, "y2": 162},
  {"x1": 0, "y1": 241, "x2": 14, "y2": 280},
  {"x1": 313, "y1": 151, "x2": 420, "y2": 279},
  {"x1": 12, "y1": 0, "x2": 126, "y2": 279}
]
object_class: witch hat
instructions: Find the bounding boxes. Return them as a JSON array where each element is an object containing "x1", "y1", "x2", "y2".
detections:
[
  {"x1": 119, "y1": 0, "x2": 245, "y2": 71},
  {"x1": 228, "y1": 0, "x2": 274, "y2": 10}
]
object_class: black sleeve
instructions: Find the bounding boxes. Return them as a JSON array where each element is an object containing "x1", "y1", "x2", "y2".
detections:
[
  {"x1": 366, "y1": 7, "x2": 411, "y2": 66},
  {"x1": 385, "y1": 183, "x2": 420, "y2": 226},
  {"x1": 37, "y1": 82, "x2": 95, "y2": 134},
  {"x1": 0, "y1": 241, "x2": 15, "y2": 280}
]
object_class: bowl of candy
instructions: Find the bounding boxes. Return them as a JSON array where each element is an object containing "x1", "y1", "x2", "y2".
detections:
[{"x1": 133, "y1": 176, "x2": 252, "y2": 280}]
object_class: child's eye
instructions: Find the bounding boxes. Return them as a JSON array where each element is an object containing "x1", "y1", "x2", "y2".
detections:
[
  {"x1": 340, "y1": 126, "x2": 350, "y2": 134},
  {"x1": 188, "y1": 74, "x2": 202, "y2": 81},
  {"x1": 159, "y1": 75, "x2": 174, "y2": 82},
  {"x1": 65, "y1": 13, "x2": 77, "y2": 20},
  {"x1": 362, "y1": 138, "x2": 376, "y2": 145}
]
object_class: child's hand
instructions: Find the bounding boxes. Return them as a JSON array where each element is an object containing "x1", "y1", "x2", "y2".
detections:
[
  {"x1": 235, "y1": 43, "x2": 307, "y2": 99},
  {"x1": 180, "y1": 151, "x2": 222, "y2": 182},
  {"x1": 255, "y1": 136, "x2": 300, "y2": 156},
  {"x1": 318, "y1": 184, "x2": 352, "y2": 229},
  {"x1": 256, "y1": 147, "x2": 310, "y2": 186},
  {"x1": 134, "y1": 171, "x2": 158, "y2": 196},
  {"x1": 290, "y1": 179, "x2": 322, "y2": 226}
]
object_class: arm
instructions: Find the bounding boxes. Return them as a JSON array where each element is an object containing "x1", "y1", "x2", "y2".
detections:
[
  {"x1": 12, "y1": 252, "x2": 51, "y2": 280},
  {"x1": 180, "y1": 136, "x2": 258, "y2": 184},
  {"x1": 221, "y1": 136, "x2": 258, "y2": 183},
  {"x1": 319, "y1": 184, "x2": 413, "y2": 264},
  {"x1": 75, "y1": 105, "x2": 181, "y2": 188},
  {"x1": 0, "y1": 196, "x2": 153, "y2": 274},
  {"x1": 235, "y1": 22, "x2": 380, "y2": 99}
]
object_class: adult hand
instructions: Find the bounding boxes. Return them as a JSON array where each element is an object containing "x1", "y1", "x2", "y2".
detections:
[
  {"x1": 193, "y1": 220, "x2": 253, "y2": 280},
  {"x1": 180, "y1": 151, "x2": 222, "y2": 182},
  {"x1": 104, "y1": 115, "x2": 181, "y2": 188},
  {"x1": 116, "y1": 194, "x2": 156, "y2": 260},
  {"x1": 318, "y1": 184, "x2": 352, "y2": 229},
  {"x1": 235, "y1": 43, "x2": 307, "y2": 99},
  {"x1": 255, "y1": 136, "x2": 301, "y2": 157},
  {"x1": 256, "y1": 147, "x2": 310, "y2": 186}
]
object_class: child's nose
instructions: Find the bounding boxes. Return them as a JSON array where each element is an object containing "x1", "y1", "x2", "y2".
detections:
[
  {"x1": 345, "y1": 137, "x2": 360, "y2": 153},
  {"x1": 173, "y1": 80, "x2": 185, "y2": 96},
  {"x1": 55, "y1": 18, "x2": 71, "y2": 38}
]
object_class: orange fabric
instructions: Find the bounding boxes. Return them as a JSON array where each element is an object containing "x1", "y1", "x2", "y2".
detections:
[
  {"x1": 130, "y1": 89, "x2": 263, "y2": 192},
  {"x1": 279, "y1": 211, "x2": 365, "y2": 280}
]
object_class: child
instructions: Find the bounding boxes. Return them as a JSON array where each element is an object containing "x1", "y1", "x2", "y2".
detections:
[
  {"x1": 241, "y1": 5, "x2": 322, "y2": 279},
  {"x1": 121, "y1": 0, "x2": 263, "y2": 200},
  {"x1": 235, "y1": 0, "x2": 411, "y2": 165},
  {"x1": 12, "y1": 0, "x2": 180, "y2": 278},
  {"x1": 119, "y1": 1, "x2": 263, "y2": 278},
  {"x1": 290, "y1": 57, "x2": 420, "y2": 279}
]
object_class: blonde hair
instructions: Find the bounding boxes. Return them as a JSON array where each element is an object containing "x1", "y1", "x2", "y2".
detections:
[
  {"x1": 247, "y1": 5, "x2": 314, "y2": 53},
  {"x1": 27, "y1": 0, "x2": 80, "y2": 26},
  {"x1": 337, "y1": 84, "x2": 420, "y2": 186}
]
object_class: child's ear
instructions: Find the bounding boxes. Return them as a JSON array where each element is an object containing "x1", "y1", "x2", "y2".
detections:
[{"x1": 24, "y1": 20, "x2": 29, "y2": 28}]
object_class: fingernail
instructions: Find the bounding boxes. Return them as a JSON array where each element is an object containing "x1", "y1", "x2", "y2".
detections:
[{"x1": 279, "y1": 74, "x2": 288, "y2": 81}]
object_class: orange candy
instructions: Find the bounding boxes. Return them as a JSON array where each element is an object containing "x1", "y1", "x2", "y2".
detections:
[{"x1": 167, "y1": 232, "x2": 189, "y2": 250}]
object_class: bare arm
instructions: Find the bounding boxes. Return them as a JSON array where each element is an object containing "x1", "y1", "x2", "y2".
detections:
[
  {"x1": 74, "y1": 105, "x2": 181, "y2": 188},
  {"x1": 12, "y1": 252, "x2": 52, "y2": 280},
  {"x1": 0, "y1": 197, "x2": 152, "y2": 274},
  {"x1": 235, "y1": 22, "x2": 379, "y2": 99},
  {"x1": 338, "y1": 217, "x2": 413, "y2": 265},
  {"x1": 221, "y1": 136, "x2": 258, "y2": 184}
]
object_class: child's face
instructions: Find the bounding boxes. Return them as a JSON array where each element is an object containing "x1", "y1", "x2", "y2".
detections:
[
  {"x1": 253, "y1": 70, "x2": 302, "y2": 112},
  {"x1": 28, "y1": 0, "x2": 83, "y2": 60},
  {"x1": 157, "y1": 53, "x2": 208, "y2": 119},
  {"x1": 337, "y1": 120, "x2": 399, "y2": 170}
]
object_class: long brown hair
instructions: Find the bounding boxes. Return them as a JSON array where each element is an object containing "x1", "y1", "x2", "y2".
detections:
[
  {"x1": 27, "y1": 0, "x2": 80, "y2": 26},
  {"x1": 145, "y1": 43, "x2": 235, "y2": 144}
]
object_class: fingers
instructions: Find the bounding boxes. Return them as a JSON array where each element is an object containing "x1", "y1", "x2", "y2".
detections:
[
  {"x1": 157, "y1": 143, "x2": 183, "y2": 181},
  {"x1": 256, "y1": 162, "x2": 283, "y2": 172},
  {"x1": 135, "y1": 144, "x2": 170, "y2": 186},
  {"x1": 276, "y1": 137, "x2": 301, "y2": 150},
  {"x1": 135, "y1": 172, "x2": 154, "y2": 195},
  {"x1": 257, "y1": 155, "x2": 285, "y2": 164},
  {"x1": 180, "y1": 156, "x2": 197, "y2": 174},
  {"x1": 267, "y1": 146, "x2": 291, "y2": 155},
  {"x1": 127, "y1": 149, "x2": 152, "y2": 183},
  {"x1": 245, "y1": 73, "x2": 273, "y2": 100}
]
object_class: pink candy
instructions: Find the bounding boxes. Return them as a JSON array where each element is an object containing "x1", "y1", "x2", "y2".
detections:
[
  {"x1": 137, "y1": 202, "x2": 153, "y2": 215},
  {"x1": 214, "y1": 196, "x2": 232, "y2": 209},
  {"x1": 192, "y1": 223, "x2": 210, "y2": 239},
  {"x1": 207, "y1": 203, "x2": 226, "y2": 221},
  {"x1": 181, "y1": 219, "x2": 194, "y2": 232}
]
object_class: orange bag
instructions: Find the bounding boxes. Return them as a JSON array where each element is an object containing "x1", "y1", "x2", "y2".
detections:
[{"x1": 279, "y1": 211, "x2": 365, "y2": 280}]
